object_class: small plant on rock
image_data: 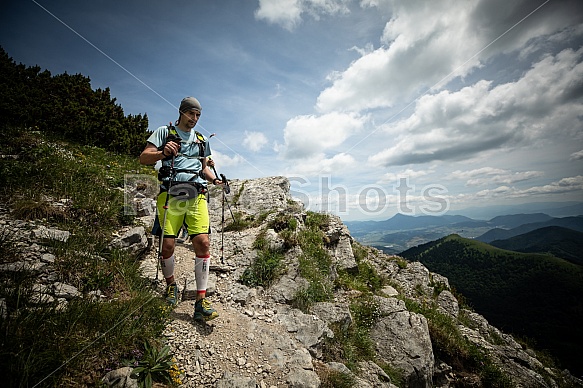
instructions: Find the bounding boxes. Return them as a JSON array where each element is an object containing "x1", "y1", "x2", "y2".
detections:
[{"x1": 130, "y1": 340, "x2": 181, "y2": 388}]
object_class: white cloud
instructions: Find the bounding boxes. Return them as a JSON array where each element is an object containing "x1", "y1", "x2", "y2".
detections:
[
  {"x1": 448, "y1": 167, "x2": 508, "y2": 180},
  {"x1": 368, "y1": 47, "x2": 583, "y2": 167},
  {"x1": 316, "y1": 1, "x2": 480, "y2": 112},
  {"x1": 570, "y1": 150, "x2": 583, "y2": 160},
  {"x1": 459, "y1": 175, "x2": 583, "y2": 201},
  {"x1": 466, "y1": 171, "x2": 544, "y2": 187},
  {"x1": 255, "y1": 0, "x2": 349, "y2": 30},
  {"x1": 209, "y1": 150, "x2": 244, "y2": 168},
  {"x1": 447, "y1": 168, "x2": 544, "y2": 187},
  {"x1": 279, "y1": 112, "x2": 366, "y2": 159},
  {"x1": 242, "y1": 131, "x2": 269, "y2": 152},
  {"x1": 521, "y1": 175, "x2": 583, "y2": 195},
  {"x1": 285, "y1": 152, "x2": 356, "y2": 176},
  {"x1": 254, "y1": 0, "x2": 302, "y2": 30},
  {"x1": 379, "y1": 168, "x2": 433, "y2": 184}
]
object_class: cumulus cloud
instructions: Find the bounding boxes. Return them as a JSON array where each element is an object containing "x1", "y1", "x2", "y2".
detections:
[
  {"x1": 521, "y1": 175, "x2": 583, "y2": 195},
  {"x1": 255, "y1": 0, "x2": 349, "y2": 30},
  {"x1": 254, "y1": 0, "x2": 302, "y2": 30},
  {"x1": 367, "y1": 47, "x2": 583, "y2": 166},
  {"x1": 279, "y1": 112, "x2": 366, "y2": 159},
  {"x1": 242, "y1": 130, "x2": 268, "y2": 152},
  {"x1": 316, "y1": 0, "x2": 583, "y2": 113},
  {"x1": 257, "y1": 0, "x2": 583, "y2": 212}
]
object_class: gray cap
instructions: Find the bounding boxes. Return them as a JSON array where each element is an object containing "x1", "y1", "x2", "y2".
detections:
[{"x1": 179, "y1": 97, "x2": 202, "y2": 113}]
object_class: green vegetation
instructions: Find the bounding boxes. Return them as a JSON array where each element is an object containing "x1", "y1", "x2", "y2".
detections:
[
  {"x1": 0, "y1": 96, "x2": 176, "y2": 385},
  {"x1": 405, "y1": 298, "x2": 514, "y2": 387},
  {"x1": 0, "y1": 50, "x2": 179, "y2": 387},
  {"x1": 489, "y1": 226, "x2": 583, "y2": 266},
  {"x1": 239, "y1": 230, "x2": 286, "y2": 288},
  {"x1": 401, "y1": 234, "x2": 583, "y2": 377},
  {"x1": 130, "y1": 341, "x2": 184, "y2": 387},
  {"x1": 0, "y1": 47, "x2": 149, "y2": 155},
  {"x1": 238, "y1": 211, "x2": 304, "y2": 288},
  {"x1": 314, "y1": 362, "x2": 356, "y2": 388},
  {"x1": 0, "y1": 128, "x2": 153, "y2": 237},
  {"x1": 292, "y1": 212, "x2": 334, "y2": 311}
]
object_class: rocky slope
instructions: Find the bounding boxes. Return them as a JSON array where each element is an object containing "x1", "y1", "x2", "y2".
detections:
[
  {"x1": 129, "y1": 176, "x2": 583, "y2": 387},
  {"x1": 3, "y1": 176, "x2": 582, "y2": 387}
]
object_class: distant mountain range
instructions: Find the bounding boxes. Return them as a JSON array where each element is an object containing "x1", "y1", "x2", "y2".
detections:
[
  {"x1": 345, "y1": 213, "x2": 474, "y2": 234},
  {"x1": 475, "y1": 216, "x2": 583, "y2": 243},
  {"x1": 446, "y1": 201, "x2": 583, "y2": 219},
  {"x1": 489, "y1": 226, "x2": 583, "y2": 266},
  {"x1": 345, "y1": 212, "x2": 583, "y2": 256}
]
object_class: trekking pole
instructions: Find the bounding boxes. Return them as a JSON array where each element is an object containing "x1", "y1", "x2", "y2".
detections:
[
  {"x1": 211, "y1": 166, "x2": 236, "y2": 223},
  {"x1": 210, "y1": 164, "x2": 238, "y2": 264},
  {"x1": 219, "y1": 181, "x2": 226, "y2": 264},
  {"x1": 154, "y1": 153, "x2": 176, "y2": 284}
]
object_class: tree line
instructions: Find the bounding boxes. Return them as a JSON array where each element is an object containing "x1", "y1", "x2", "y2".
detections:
[{"x1": 0, "y1": 47, "x2": 149, "y2": 156}]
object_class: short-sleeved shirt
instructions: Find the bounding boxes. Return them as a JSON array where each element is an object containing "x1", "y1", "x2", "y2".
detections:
[{"x1": 147, "y1": 125, "x2": 211, "y2": 186}]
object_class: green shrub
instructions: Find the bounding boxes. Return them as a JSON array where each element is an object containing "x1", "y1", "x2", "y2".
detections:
[{"x1": 240, "y1": 249, "x2": 285, "y2": 288}]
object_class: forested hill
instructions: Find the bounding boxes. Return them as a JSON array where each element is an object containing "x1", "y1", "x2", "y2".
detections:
[
  {"x1": 400, "y1": 234, "x2": 583, "y2": 377},
  {"x1": 489, "y1": 226, "x2": 583, "y2": 266},
  {"x1": 0, "y1": 46, "x2": 149, "y2": 155}
]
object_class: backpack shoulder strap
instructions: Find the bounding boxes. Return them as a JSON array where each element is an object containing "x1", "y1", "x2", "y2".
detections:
[
  {"x1": 167, "y1": 124, "x2": 178, "y2": 136},
  {"x1": 194, "y1": 131, "x2": 206, "y2": 142}
]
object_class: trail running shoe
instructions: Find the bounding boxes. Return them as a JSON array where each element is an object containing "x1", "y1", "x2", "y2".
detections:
[
  {"x1": 194, "y1": 298, "x2": 218, "y2": 321},
  {"x1": 165, "y1": 283, "x2": 179, "y2": 306}
]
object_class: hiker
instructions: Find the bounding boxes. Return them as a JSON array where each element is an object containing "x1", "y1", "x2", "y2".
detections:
[{"x1": 139, "y1": 96, "x2": 222, "y2": 321}]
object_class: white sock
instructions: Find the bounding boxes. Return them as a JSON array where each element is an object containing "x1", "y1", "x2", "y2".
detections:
[
  {"x1": 195, "y1": 255, "x2": 210, "y2": 294},
  {"x1": 161, "y1": 254, "x2": 175, "y2": 280}
]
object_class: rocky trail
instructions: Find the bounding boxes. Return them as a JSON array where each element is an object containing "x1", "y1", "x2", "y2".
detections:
[{"x1": 138, "y1": 179, "x2": 324, "y2": 387}]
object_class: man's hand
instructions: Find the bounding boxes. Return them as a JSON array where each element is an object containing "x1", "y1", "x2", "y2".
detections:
[{"x1": 161, "y1": 139, "x2": 180, "y2": 157}]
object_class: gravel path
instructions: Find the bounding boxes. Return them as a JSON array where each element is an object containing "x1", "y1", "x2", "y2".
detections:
[{"x1": 142, "y1": 230, "x2": 297, "y2": 388}]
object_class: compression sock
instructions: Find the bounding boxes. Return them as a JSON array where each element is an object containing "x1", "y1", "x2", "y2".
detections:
[
  {"x1": 161, "y1": 254, "x2": 175, "y2": 280},
  {"x1": 194, "y1": 255, "x2": 210, "y2": 295}
]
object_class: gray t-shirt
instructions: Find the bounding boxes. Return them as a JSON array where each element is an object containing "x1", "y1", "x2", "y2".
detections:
[{"x1": 147, "y1": 125, "x2": 211, "y2": 185}]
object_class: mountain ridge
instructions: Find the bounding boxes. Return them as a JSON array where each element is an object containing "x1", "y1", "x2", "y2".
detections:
[
  {"x1": 345, "y1": 212, "x2": 583, "y2": 255},
  {"x1": 489, "y1": 225, "x2": 583, "y2": 266},
  {"x1": 476, "y1": 215, "x2": 583, "y2": 242}
]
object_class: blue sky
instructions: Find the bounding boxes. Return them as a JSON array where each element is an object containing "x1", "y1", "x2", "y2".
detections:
[{"x1": 1, "y1": 0, "x2": 582, "y2": 220}]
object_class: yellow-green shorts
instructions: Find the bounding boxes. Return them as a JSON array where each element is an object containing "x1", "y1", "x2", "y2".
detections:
[{"x1": 156, "y1": 192, "x2": 209, "y2": 237}]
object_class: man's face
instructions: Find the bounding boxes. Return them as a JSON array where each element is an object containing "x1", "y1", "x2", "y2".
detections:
[{"x1": 182, "y1": 109, "x2": 201, "y2": 128}]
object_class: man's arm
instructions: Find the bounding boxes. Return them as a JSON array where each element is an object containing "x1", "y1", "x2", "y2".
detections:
[
  {"x1": 202, "y1": 165, "x2": 220, "y2": 185},
  {"x1": 139, "y1": 141, "x2": 180, "y2": 165},
  {"x1": 139, "y1": 143, "x2": 166, "y2": 165}
]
